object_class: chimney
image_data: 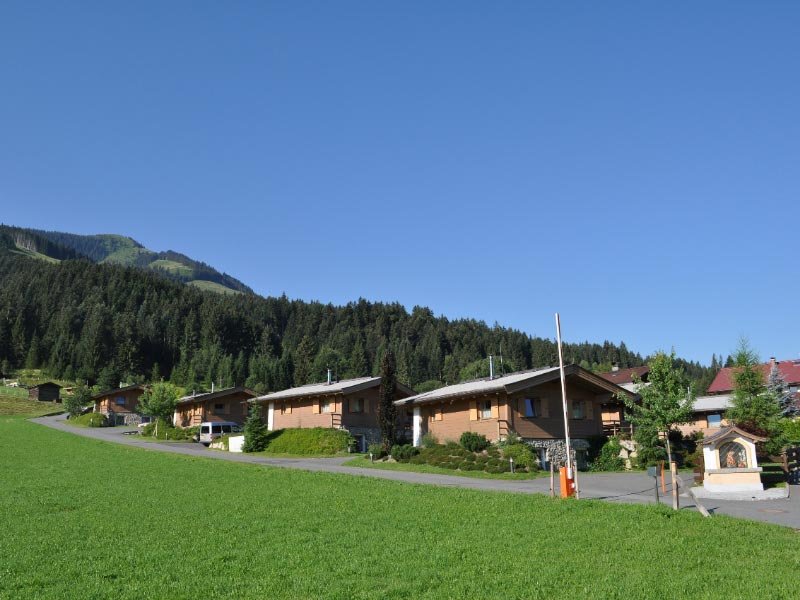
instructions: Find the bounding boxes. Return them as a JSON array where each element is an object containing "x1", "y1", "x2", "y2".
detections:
[
  {"x1": 770, "y1": 357, "x2": 776, "y2": 367},
  {"x1": 612, "y1": 363, "x2": 619, "y2": 372},
  {"x1": 327, "y1": 368, "x2": 332, "y2": 385},
  {"x1": 489, "y1": 355, "x2": 494, "y2": 380},
  {"x1": 211, "y1": 382, "x2": 215, "y2": 393}
]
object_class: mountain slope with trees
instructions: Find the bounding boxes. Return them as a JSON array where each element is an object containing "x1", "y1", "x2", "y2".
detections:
[
  {"x1": 0, "y1": 224, "x2": 252, "y2": 294},
  {"x1": 0, "y1": 242, "x2": 715, "y2": 394}
]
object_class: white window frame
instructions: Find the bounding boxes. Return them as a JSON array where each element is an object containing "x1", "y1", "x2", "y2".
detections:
[
  {"x1": 707, "y1": 413, "x2": 722, "y2": 428},
  {"x1": 321, "y1": 400, "x2": 332, "y2": 414},
  {"x1": 480, "y1": 400, "x2": 492, "y2": 420}
]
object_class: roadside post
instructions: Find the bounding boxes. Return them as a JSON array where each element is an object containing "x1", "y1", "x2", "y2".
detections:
[
  {"x1": 648, "y1": 464, "x2": 661, "y2": 504},
  {"x1": 671, "y1": 461, "x2": 679, "y2": 510}
]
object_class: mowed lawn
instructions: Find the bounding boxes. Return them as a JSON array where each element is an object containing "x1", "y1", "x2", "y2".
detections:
[{"x1": 2, "y1": 420, "x2": 799, "y2": 600}]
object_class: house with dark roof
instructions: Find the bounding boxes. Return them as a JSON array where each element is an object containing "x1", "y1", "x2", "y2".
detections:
[
  {"x1": 394, "y1": 365, "x2": 635, "y2": 469},
  {"x1": 596, "y1": 366, "x2": 649, "y2": 434},
  {"x1": 173, "y1": 386, "x2": 258, "y2": 428},
  {"x1": 92, "y1": 384, "x2": 148, "y2": 426},
  {"x1": 28, "y1": 382, "x2": 62, "y2": 403},
  {"x1": 252, "y1": 375, "x2": 416, "y2": 452}
]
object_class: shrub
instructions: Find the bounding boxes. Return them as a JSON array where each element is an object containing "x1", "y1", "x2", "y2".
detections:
[
  {"x1": 140, "y1": 419, "x2": 196, "y2": 440},
  {"x1": 420, "y1": 433, "x2": 439, "y2": 448},
  {"x1": 263, "y1": 428, "x2": 354, "y2": 456},
  {"x1": 368, "y1": 443, "x2": 385, "y2": 458},
  {"x1": 590, "y1": 437, "x2": 626, "y2": 472},
  {"x1": 391, "y1": 444, "x2": 419, "y2": 461},
  {"x1": 243, "y1": 404, "x2": 269, "y2": 453},
  {"x1": 502, "y1": 443, "x2": 538, "y2": 471},
  {"x1": 459, "y1": 432, "x2": 489, "y2": 452},
  {"x1": 70, "y1": 413, "x2": 108, "y2": 427}
]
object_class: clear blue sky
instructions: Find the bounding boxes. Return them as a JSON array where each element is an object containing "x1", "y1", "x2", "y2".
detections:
[{"x1": 2, "y1": 2, "x2": 798, "y2": 366}]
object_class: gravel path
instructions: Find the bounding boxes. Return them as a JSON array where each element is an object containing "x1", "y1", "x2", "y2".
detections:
[{"x1": 31, "y1": 414, "x2": 800, "y2": 527}]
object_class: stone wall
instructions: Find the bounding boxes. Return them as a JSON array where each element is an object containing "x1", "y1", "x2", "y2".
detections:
[
  {"x1": 346, "y1": 426, "x2": 382, "y2": 451},
  {"x1": 526, "y1": 438, "x2": 591, "y2": 470}
]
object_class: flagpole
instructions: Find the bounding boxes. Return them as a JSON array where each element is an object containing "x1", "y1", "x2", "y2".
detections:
[{"x1": 555, "y1": 313, "x2": 575, "y2": 495}]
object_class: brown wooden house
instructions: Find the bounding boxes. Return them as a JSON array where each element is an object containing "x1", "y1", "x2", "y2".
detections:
[
  {"x1": 252, "y1": 376, "x2": 416, "y2": 451},
  {"x1": 29, "y1": 382, "x2": 62, "y2": 402},
  {"x1": 394, "y1": 364, "x2": 634, "y2": 469},
  {"x1": 92, "y1": 384, "x2": 148, "y2": 425},
  {"x1": 173, "y1": 387, "x2": 258, "y2": 428}
]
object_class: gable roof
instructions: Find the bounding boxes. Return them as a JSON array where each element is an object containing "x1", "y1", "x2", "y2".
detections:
[
  {"x1": 394, "y1": 364, "x2": 634, "y2": 407},
  {"x1": 701, "y1": 426, "x2": 767, "y2": 445},
  {"x1": 597, "y1": 366, "x2": 649, "y2": 386},
  {"x1": 692, "y1": 394, "x2": 732, "y2": 413},
  {"x1": 252, "y1": 376, "x2": 415, "y2": 404},
  {"x1": 176, "y1": 386, "x2": 257, "y2": 406},
  {"x1": 708, "y1": 359, "x2": 800, "y2": 394},
  {"x1": 30, "y1": 381, "x2": 62, "y2": 390},
  {"x1": 91, "y1": 384, "x2": 146, "y2": 401}
]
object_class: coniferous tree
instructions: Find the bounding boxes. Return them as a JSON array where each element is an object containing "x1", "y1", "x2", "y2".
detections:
[
  {"x1": 378, "y1": 349, "x2": 397, "y2": 452},
  {"x1": 242, "y1": 403, "x2": 269, "y2": 452},
  {"x1": 767, "y1": 362, "x2": 798, "y2": 417}
]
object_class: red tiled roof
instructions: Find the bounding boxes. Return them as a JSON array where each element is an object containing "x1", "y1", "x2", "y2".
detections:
[
  {"x1": 707, "y1": 359, "x2": 800, "y2": 394},
  {"x1": 597, "y1": 366, "x2": 649, "y2": 385}
]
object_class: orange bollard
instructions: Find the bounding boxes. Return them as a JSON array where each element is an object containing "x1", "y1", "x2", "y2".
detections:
[{"x1": 559, "y1": 466, "x2": 575, "y2": 498}]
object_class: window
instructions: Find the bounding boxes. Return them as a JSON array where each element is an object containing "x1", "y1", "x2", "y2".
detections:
[
  {"x1": 214, "y1": 403, "x2": 224, "y2": 411},
  {"x1": 480, "y1": 400, "x2": 492, "y2": 419},
  {"x1": 523, "y1": 398, "x2": 539, "y2": 418},
  {"x1": 321, "y1": 400, "x2": 332, "y2": 413},
  {"x1": 114, "y1": 396, "x2": 126, "y2": 406},
  {"x1": 571, "y1": 400, "x2": 585, "y2": 419},
  {"x1": 221, "y1": 425, "x2": 232, "y2": 434},
  {"x1": 211, "y1": 425, "x2": 222, "y2": 434},
  {"x1": 350, "y1": 398, "x2": 364, "y2": 414},
  {"x1": 200, "y1": 425, "x2": 210, "y2": 434},
  {"x1": 707, "y1": 413, "x2": 722, "y2": 428}
]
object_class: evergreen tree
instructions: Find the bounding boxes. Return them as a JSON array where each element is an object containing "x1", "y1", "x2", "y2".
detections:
[
  {"x1": 348, "y1": 337, "x2": 369, "y2": 377},
  {"x1": 293, "y1": 335, "x2": 316, "y2": 385},
  {"x1": 378, "y1": 349, "x2": 397, "y2": 452},
  {"x1": 767, "y1": 362, "x2": 798, "y2": 417},
  {"x1": 242, "y1": 403, "x2": 269, "y2": 452},
  {"x1": 725, "y1": 339, "x2": 787, "y2": 455}
]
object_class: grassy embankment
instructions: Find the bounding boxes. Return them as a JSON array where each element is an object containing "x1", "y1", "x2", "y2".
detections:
[
  {"x1": 0, "y1": 392, "x2": 64, "y2": 417},
  {"x1": 1, "y1": 417, "x2": 799, "y2": 599},
  {"x1": 342, "y1": 455, "x2": 547, "y2": 480}
]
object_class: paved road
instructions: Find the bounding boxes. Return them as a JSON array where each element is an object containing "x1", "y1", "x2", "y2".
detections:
[{"x1": 31, "y1": 414, "x2": 800, "y2": 528}]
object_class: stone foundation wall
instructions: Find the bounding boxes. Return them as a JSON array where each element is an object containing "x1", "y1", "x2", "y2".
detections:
[
  {"x1": 346, "y1": 426, "x2": 382, "y2": 451},
  {"x1": 525, "y1": 438, "x2": 591, "y2": 470}
]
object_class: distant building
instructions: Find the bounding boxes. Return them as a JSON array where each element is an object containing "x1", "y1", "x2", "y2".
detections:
[
  {"x1": 394, "y1": 365, "x2": 634, "y2": 469},
  {"x1": 708, "y1": 357, "x2": 800, "y2": 400},
  {"x1": 92, "y1": 384, "x2": 147, "y2": 426},
  {"x1": 28, "y1": 382, "x2": 62, "y2": 403},
  {"x1": 252, "y1": 375, "x2": 416, "y2": 452},
  {"x1": 678, "y1": 394, "x2": 733, "y2": 437},
  {"x1": 597, "y1": 365, "x2": 650, "y2": 393},
  {"x1": 174, "y1": 387, "x2": 258, "y2": 428}
]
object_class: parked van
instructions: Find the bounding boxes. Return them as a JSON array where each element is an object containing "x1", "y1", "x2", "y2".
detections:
[{"x1": 196, "y1": 421, "x2": 241, "y2": 445}]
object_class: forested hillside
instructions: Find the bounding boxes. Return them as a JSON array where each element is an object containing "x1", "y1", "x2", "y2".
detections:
[
  {"x1": 0, "y1": 225, "x2": 253, "y2": 294},
  {"x1": 0, "y1": 249, "x2": 715, "y2": 394}
]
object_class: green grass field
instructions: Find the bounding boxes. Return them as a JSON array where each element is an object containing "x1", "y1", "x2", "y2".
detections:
[
  {"x1": 187, "y1": 279, "x2": 241, "y2": 294},
  {"x1": 0, "y1": 394, "x2": 64, "y2": 417},
  {"x1": 1, "y1": 418, "x2": 799, "y2": 599}
]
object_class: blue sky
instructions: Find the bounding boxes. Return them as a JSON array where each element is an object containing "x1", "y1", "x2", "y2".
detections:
[{"x1": 2, "y1": 2, "x2": 798, "y2": 366}]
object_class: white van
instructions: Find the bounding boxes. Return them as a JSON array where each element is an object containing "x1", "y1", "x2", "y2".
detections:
[{"x1": 196, "y1": 421, "x2": 241, "y2": 445}]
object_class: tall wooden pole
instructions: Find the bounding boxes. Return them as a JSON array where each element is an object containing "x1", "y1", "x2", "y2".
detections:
[{"x1": 555, "y1": 313, "x2": 576, "y2": 497}]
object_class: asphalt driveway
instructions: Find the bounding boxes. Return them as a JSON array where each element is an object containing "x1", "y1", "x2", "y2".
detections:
[{"x1": 31, "y1": 414, "x2": 800, "y2": 528}]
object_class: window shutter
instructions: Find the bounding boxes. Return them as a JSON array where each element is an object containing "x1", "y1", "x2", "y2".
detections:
[
  {"x1": 490, "y1": 399, "x2": 499, "y2": 419},
  {"x1": 286, "y1": 402, "x2": 292, "y2": 414},
  {"x1": 540, "y1": 398, "x2": 549, "y2": 418},
  {"x1": 330, "y1": 400, "x2": 337, "y2": 413},
  {"x1": 436, "y1": 407, "x2": 443, "y2": 421},
  {"x1": 469, "y1": 400, "x2": 478, "y2": 421},
  {"x1": 312, "y1": 400, "x2": 320, "y2": 414},
  {"x1": 585, "y1": 400, "x2": 594, "y2": 420}
]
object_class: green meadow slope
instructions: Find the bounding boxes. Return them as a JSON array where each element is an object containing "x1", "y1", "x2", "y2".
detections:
[{"x1": 1, "y1": 418, "x2": 797, "y2": 599}]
